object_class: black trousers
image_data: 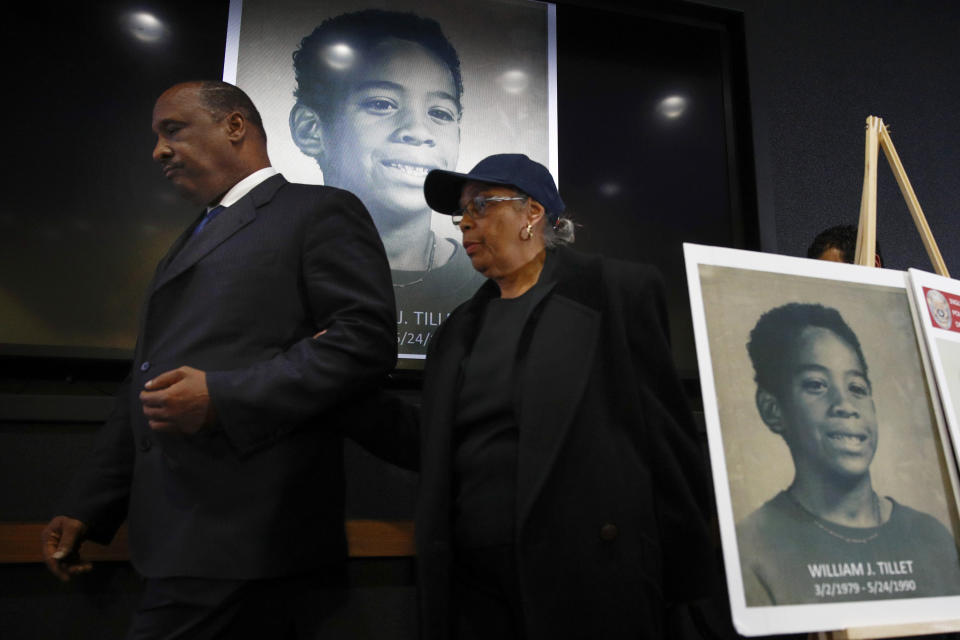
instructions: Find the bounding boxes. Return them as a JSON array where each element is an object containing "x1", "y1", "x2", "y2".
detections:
[
  {"x1": 125, "y1": 569, "x2": 347, "y2": 640},
  {"x1": 452, "y1": 544, "x2": 525, "y2": 640}
]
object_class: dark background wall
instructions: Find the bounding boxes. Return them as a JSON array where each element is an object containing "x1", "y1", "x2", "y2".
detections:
[{"x1": 705, "y1": 0, "x2": 960, "y2": 270}]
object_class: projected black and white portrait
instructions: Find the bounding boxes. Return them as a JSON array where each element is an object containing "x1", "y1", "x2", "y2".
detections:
[{"x1": 228, "y1": 0, "x2": 552, "y2": 359}]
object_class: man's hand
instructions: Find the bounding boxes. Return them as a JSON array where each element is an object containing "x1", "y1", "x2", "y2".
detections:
[
  {"x1": 41, "y1": 516, "x2": 91, "y2": 582},
  {"x1": 140, "y1": 366, "x2": 215, "y2": 435}
]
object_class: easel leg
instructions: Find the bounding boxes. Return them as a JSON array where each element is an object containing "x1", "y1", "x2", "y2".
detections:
[{"x1": 855, "y1": 116, "x2": 881, "y2": 268}]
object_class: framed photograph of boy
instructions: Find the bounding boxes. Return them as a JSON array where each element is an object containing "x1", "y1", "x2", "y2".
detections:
[
  {"x1": 223, "y1": 0, "x2": 554, "y2": 360},
  {"x1": 684, "y1": 244, "x2": 960, "y2": 637}
]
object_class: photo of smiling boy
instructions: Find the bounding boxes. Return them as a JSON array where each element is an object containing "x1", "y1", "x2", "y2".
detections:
[
  {"x1": 229, "y1": 0, "x2": 551, "y2": 358},
  {"x1": 289, "y1": 10, "x2": 484, "y2": 346},
  {"x1": 736, "y1": 303, "x2": 960, "y2": 606}
]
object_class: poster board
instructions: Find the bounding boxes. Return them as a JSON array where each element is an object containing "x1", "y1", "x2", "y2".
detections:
[
  {"x1": 223, "y1": 0, "x2": 556, "y2": 361},
  {"x1": 908, "y1": 269, "x2": 960, "y2": 475},
  {"x1": 684, "y1": 243, "x2": 960, "y2": 636}
]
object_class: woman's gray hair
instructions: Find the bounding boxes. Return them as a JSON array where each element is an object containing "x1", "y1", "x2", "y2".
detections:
[
  {"x1": 509, "y1": 189, "x2": 574, "y2": 247},
  {"x1": 543, "y1": 216, "x2": 575, "y2": 247}
]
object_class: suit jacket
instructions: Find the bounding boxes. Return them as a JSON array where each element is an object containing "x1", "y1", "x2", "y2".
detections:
[
  {"x1": 413, "y1": 247, "x2": 714, "y2": 639},
  {"x1": 61, "y1": 174, "x2": 396, "y2": 579}
]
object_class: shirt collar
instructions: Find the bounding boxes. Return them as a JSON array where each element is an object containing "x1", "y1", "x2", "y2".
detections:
[{"x1": 209, "y1": 167, "x2": 279, "y2": 211}]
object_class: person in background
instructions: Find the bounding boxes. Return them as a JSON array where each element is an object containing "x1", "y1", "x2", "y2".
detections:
[
  {"x1": 807, "y1": 224, "x2": 884, "y2": 267},
  {"x1": 40, "y1": 81, "x2": 396, "y2": 638}
]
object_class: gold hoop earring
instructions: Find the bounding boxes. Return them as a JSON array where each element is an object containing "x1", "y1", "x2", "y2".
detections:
[{"x1": 520, "y1": 223, "x2": 533, "y2": 241}]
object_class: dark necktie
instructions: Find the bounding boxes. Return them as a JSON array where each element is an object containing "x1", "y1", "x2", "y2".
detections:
[{"x1": 193, "y1": 205, "x2": 225, "y2": 235}]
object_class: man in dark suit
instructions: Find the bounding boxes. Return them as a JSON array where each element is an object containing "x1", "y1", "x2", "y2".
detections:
[{"x1": 39, "y1": 81, "x2": 396, "y2": 637}]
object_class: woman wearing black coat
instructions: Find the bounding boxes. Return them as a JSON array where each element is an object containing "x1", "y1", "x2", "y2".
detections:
[{"x1": 357, "y1": 154, "x2": 716, "y2": 639}]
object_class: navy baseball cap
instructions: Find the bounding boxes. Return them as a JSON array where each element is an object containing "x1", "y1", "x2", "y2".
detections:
[{"x1": 424, "y1": 153, "x2": 565, "y2": 222}]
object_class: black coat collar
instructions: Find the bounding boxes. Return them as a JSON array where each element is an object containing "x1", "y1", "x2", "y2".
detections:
[{"x1": 454, "y1": 247, "x2": 604, "y2": 329}]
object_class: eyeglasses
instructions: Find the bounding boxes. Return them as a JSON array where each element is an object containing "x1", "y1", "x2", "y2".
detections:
[{"x1": 451, "y1": 195, "x2": 528, "y2": 226}]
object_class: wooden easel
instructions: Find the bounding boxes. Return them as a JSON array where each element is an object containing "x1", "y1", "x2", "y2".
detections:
[
  {"x1": 853, "y1": 115, "x2": 949, "y2": 276},
  {"x1": 817, "y1": 116, "x2": 958, "y2": 639}
]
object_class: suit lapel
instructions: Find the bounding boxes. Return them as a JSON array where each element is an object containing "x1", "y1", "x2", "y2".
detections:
[
  {"x1": 516, "y1": 249, "x2": 603, "y2": 530},
  {"x1": 417, "y1": 286, "x2": 493, "y2": 556},
  {"x1": 422, "y1": 285, "x2": 494, "y2": 464},
  {"x1": 151, "y1": 174, "x2": 285, "y2": 293},
  {"x1": 153, "y1": 198, "x2": 256, "y2": 292},
  {"x1": 156, "y1": 214, "x2": 203, "y2": 274}
]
